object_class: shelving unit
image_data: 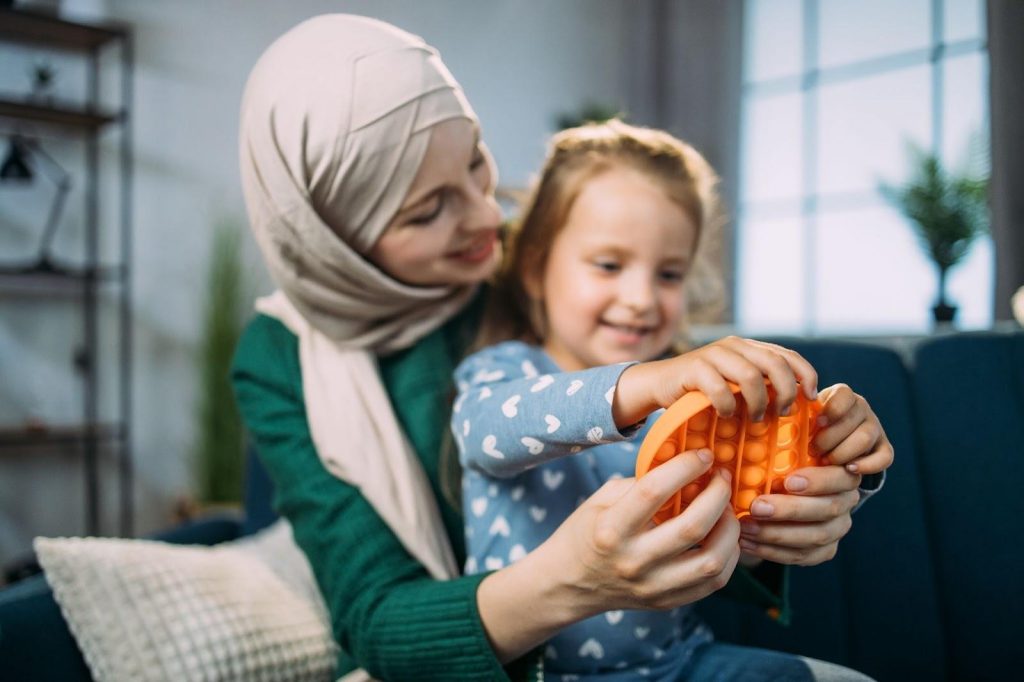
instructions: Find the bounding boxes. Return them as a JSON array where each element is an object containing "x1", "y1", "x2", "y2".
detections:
[{"x1": 0, "y1": 8, "x2": 133, "y2": 536}]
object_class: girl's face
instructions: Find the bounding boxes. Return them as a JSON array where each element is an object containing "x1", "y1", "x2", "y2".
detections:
[
  {"x1": 531, "y1": 167, "x2": 697, "y2": 372},
  {"x1": 368, "y1": 118, "x2": 503, "y2": 287}
]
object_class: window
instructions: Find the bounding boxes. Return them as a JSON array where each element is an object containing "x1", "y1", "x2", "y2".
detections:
[{"x1": 737, "y1": 0, "x2": 990, "y2": 334}]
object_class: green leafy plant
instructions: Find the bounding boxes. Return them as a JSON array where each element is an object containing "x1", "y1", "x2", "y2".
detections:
[
  {"x1": 195, "y1": 221, "x2": 247, "y2": 504},
  {"x1": 879, "y1": 141, "x2": 989, "y2": 320},
  {"x1": 554, "y1": 102, "x2": 624, "y2": 131}
]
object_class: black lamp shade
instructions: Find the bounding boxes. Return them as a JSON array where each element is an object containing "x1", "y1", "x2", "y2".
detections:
[{"x1": 0, "y1": 139, "x2": 33, "y2": 181}]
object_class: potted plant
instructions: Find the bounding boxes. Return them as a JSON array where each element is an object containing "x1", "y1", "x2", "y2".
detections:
[
  {"x1": 193, "y1": 221, "x2": 247, "y2": 507},
  {"x1": 880, "y1": 142, "x2": 989, "y2": 325}
]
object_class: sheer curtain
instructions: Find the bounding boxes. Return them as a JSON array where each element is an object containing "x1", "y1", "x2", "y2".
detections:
[{"x1": 988, "y1": 0, "x2": 1024, "y2": 320}]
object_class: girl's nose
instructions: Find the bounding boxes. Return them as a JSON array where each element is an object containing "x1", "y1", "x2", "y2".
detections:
[{"x1": 619, "y1": 273, "x2": 656, "y2": 313}]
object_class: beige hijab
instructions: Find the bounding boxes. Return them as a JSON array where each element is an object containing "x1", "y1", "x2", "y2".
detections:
[{"x1": 239, "y1": 14, "x2": 480, "y2": 583}]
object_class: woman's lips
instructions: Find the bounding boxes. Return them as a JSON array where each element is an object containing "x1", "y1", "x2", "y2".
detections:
[{"x1": 449, "y1": 233, "x2": 497, "y2": 264}]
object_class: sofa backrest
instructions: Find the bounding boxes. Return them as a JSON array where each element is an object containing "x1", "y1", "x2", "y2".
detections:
[{"x1": 910, "y1": 331, "x2": 1024, "y2": 680}]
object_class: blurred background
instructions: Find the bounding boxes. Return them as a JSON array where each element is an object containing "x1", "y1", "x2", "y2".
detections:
[{"x1": 0, "y1": 0, "x2": 1018, "y2": 569}]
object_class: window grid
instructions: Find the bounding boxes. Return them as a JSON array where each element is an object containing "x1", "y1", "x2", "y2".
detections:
[{"x1": 738, "y1": 0, "x2": 989, "y2": 334}]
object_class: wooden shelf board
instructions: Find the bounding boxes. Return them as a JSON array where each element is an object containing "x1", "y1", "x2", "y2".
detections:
[{"x1": 0, "y1": 8, "x2": 127, "y2": 51}]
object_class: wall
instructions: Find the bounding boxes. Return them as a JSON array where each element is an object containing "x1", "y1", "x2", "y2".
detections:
[{"x1": 0, "y1": 0, "x2": 630, "y2": 562}]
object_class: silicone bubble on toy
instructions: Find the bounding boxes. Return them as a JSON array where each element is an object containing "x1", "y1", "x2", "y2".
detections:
[{"x1": 635, "y1": 382, "x2": 824, "y2": 522}]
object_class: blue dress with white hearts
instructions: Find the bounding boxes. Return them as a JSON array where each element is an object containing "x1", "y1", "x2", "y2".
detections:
[{"x1": 453, "y1": 340, "x2": 713, "y2": 681}]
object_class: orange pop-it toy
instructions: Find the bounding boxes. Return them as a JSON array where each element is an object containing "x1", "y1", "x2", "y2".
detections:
[{"x1": 635, "y1": 382, "x2": 824, "y2": 522}]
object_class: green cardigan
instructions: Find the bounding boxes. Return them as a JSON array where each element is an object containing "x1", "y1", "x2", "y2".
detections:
[{"x1": 231, "y1": 310, "x2": 787, "y2": 681}]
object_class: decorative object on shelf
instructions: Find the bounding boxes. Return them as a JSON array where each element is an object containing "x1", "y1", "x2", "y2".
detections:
[
  {"x1": 0, "y1": 134, "x2": 72, "y2": 274},
  {"x1": 28, "y1": 60, "x2": 57, "y2": 104},
  {"x1": 880, "y1": 141, "x2": 989, "y2": 326},
  {"x1": 194, "y1": 221, "x2": 247, "y2": 505}
]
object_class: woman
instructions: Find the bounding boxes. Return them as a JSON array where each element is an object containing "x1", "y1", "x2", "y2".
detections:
[{"x1": 232, "y1": 14, "x2": 892, "y2": 681}]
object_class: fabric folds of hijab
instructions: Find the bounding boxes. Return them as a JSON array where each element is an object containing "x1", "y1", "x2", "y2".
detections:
[{"x1": 239, "y1": 14, "x2": 482, "y2": 582}]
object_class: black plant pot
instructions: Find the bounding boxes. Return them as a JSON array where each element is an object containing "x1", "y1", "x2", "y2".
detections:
[{"x1": 932, "y1": 301, "x2": 958, "y2": 324}]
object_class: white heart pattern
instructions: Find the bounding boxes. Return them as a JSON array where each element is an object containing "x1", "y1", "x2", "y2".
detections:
[
  {"x1": 471, "y1": 497, "x2": 488, "y2": 517},
  {"x1": 489, "y1": 515, "x2": 511, "y2": 537},
  {"x1": 453, "y1": 392, "x2": 468, "y2": 414},
  {"x1": 478, "y1": 386, "x2": 493, "y2": 401},
  {"x1": 566, "y1": 379, "x2": 584, "y2": 396},
  {"x1": 521, "y1": 436, "x2": 544, "y2": 455},
  {"x1": 531, "y1": 375, "x2": 555, "y2": 392},
  {"x1": 510, "y1": 485, "x2": 525, "y2": 501},
  {"x1": 509, "y1": 544, "x2": 527, "y2": 562},
  {"x1": 484, "y1": 556, "x2": 504, "y2": 570},
  {"x1": 502, "y1": 394, "x2": 521, "y2": 418},
  {"x1": 634, "y1": 626, "x2": 650, "y2": 639},
  {"x1": 578, "y1": 638, "x2": 605, "y2": 659},
  {"x1": 464, "y1": 556, "x2": 477, "y2": 573},
  {"x1": 462, "y1": 420, "x2": 471, "y2": 437},
  {"x1": 605, "y1": 610, "x2": 624, "y2": 625},
  {"x1": 473, "y1": 369, "x2": 506, "y2": 383},
  {"x1": 482, "y1": 435, "x2": 505, "y2": 459},
  {"x1": 605, "y1": 385, "x2": 615, "y2": 405},
  {"x1": 587, "y1": 426, "x2": 605, "y2": 443},
  {"x1": 488, "y1": 483, "x2": 499, "y2": 497},
  {"x1": 544, "y1": 414, "x2": 561, "y2": 433},
  {"x1": 543, "y1": 469, "x2": 565, "y2": 490},
  {"x1": 529, "y1": 505, "x2": 547, "y2": 522},
  {"x1": 521, "y1": 359, "x2": 539, "y2": 379}
]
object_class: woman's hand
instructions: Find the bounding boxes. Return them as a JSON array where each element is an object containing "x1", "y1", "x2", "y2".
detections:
[
  {"x1": 613, "y1": 336, "x2": 819, "y2": 429},
  {"x1": 738, "y1": 383, "x2": 894, "y2": 566},
  {"x1": 813, "y1": 383, "x2": 894, "y2": 475},
  {"x1": 476, "y1": 449, "x2": 739, "y2": 662}
]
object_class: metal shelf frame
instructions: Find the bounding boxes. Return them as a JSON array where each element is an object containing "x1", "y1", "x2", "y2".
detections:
[{"x1": 0, "y1": 7, "x2": 133, "y2": 536}]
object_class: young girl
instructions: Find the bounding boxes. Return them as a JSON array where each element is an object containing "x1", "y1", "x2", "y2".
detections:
[{"x1": 453, "y1": 121, "x2": 882, "y2": 680}]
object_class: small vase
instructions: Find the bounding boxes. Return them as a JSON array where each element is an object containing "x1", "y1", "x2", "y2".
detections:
[{"x1": 932, "y1": 301, "x2": 957, "y2": 325}]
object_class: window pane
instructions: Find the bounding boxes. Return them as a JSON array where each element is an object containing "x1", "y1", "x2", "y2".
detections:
[
  {"x1": 815, "y1": 206, "x2": 933, "y2": 333},
  {"x1": 942, "y1": 52, "x2": 988, "y2": 171},
  {"x1": 819, "y1": 0, "x2": 931, "y2": 69},
  {"x1": 947, "y1": 235, "x2": 994, "y2": 328},
  {"x1": 944, "y1": 0, "x2": 985, "y2": 43},
  {"x1": 736, "y1": 215, "x2": 805, "y2": 332},
  {"x1": 744, "y1": 0, "x2": 803, "y2": 82},
  {"x1": 741, "y1": 92, "x2": 804, "y2": 204},
  {"x1": 817, "y1": 65, "x2": 932, "y2": 196}
]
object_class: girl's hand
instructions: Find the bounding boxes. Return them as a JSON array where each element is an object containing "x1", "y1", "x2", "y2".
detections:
[
  {"x1": 476, "y1": 449, "x2": 740, "y2": 662},
  {"x1": 613, "y1": 336, "x2": 818, "y2": 429},
  {"x1": 738, "y1": 384, "x2": 894, "y2": 566}
]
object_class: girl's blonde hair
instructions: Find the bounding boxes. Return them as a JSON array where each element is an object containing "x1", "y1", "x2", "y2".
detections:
[{"x1": 477, "y1": 119, "x2": 725, "y2": 351}]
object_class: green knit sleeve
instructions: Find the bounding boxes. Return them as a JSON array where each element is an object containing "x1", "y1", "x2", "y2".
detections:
[{"x1": 231, "y1": 315, "x2": 512, "y2": 681}]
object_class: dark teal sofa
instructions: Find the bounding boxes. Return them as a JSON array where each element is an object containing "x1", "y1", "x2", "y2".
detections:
[{"x1": 1, "y1": 331, "x2": 1021, "y2": 681}]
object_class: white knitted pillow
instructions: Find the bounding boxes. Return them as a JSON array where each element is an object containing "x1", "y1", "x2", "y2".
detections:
[{"x1": 35, "y1": 520, "x2": 339, "y2": 682}]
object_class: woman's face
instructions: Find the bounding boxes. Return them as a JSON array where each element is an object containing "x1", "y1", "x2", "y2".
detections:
[{"x1": 368, "y1": 119, "x2": 503, "y2": 287}]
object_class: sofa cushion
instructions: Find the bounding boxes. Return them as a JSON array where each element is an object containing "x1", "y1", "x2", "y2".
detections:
[{"x1": 911, "y1": 331, "x2": 1024, "y2": 680}]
